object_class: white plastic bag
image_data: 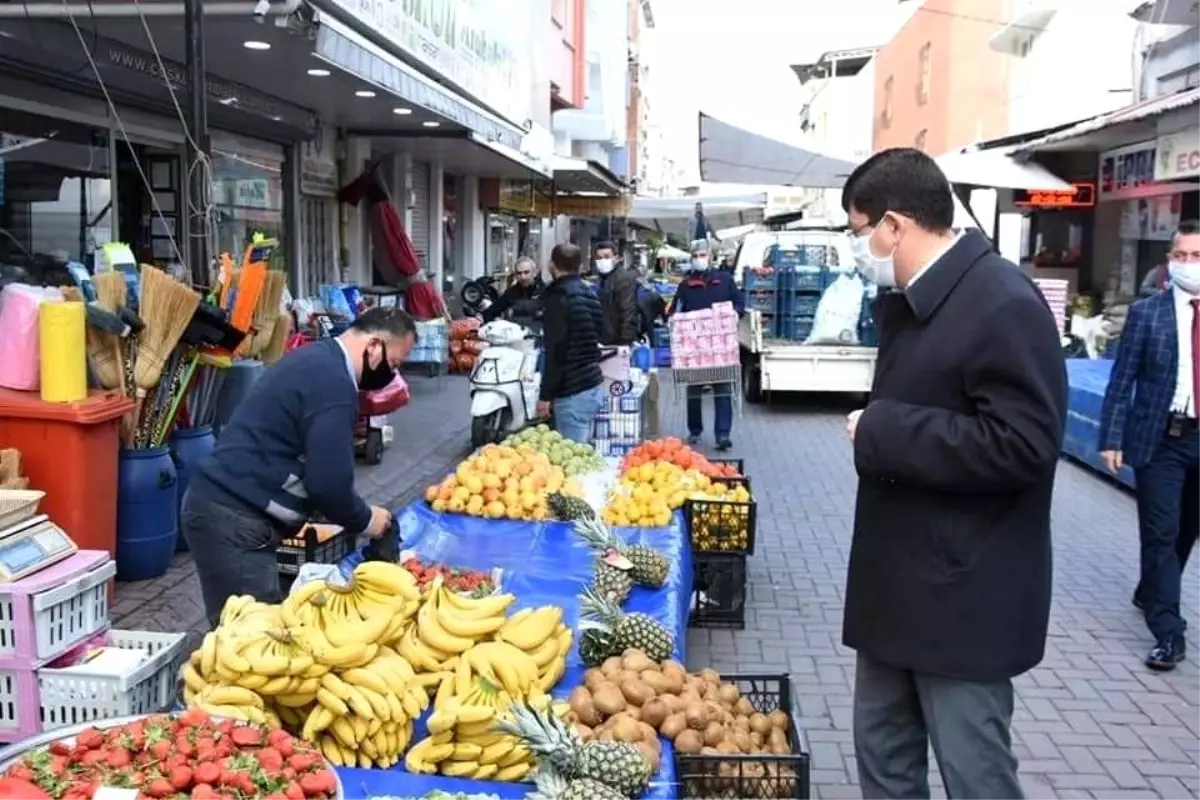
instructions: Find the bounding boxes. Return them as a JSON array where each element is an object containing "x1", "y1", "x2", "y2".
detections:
[{"x1": 806, "y1": 274, "x2": 865, "y2": 345}]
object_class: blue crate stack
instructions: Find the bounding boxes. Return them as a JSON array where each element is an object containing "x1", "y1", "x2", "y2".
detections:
[
  {"x1": 771, "y1": 244, "x2": 826, "y2": 342},
  {"x1": 858, "y1": 291, "x2": 879, "y2": 346},
  {"x1": 651, "y1": 325, "x2": 671, "y2": 367},
  {"x1": 742, "y1": 269, "x2": 780, "y2": 340}
]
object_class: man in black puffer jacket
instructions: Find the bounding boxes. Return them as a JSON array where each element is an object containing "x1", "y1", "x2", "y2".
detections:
[{"x1": 538, "y1": 243, "x2": 605, "y2": 443}]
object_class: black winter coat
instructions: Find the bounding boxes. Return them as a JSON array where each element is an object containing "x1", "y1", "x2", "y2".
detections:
[
  {"x1": 843, "y1": 231, "x2": 1067, "y2": 682},
  {"x1": 598, "y1": 267, "x2": 640, "y2": 345},
  {"x1": 540, "y1": 275, "x2": 603, "y2": 402}
]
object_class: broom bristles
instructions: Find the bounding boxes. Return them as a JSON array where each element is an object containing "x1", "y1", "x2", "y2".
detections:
[
  {"x1": 134, "y1": 265, "x2": 200, "y2": 391},
  {"x1": 260, "y1": 313, "x2": 292, "y2": 365},
  {"x1": 92, "y1": 271, "x2": 127, "y2": 312},
  {"x1": 87, "y1": 337, "x2": 125, "y2": 391}
]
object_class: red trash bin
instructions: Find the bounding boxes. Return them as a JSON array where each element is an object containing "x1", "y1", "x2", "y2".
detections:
[{"x1": 0, "y1": 388, "x2": 134, "y2": 557}]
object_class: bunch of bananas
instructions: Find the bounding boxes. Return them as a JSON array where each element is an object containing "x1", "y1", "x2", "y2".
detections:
[
  {"x1": 187, "y1": 684, "x2": 282, "y2": 727},
  {"x1": 298, "y1": 646, "x2": 426, "y2": 768},
  {"x1": 492, "y1": 606, "x2": 572, "y2": 692},
  {"x1": 397, "y1": 579, "x2": 517, "y2": 673}
]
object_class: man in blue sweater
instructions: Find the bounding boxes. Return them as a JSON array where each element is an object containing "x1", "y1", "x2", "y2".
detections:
[
  {"x1": 181, "y1": 306, "x2": 417, "y2": 626},
  {"x1": 671, "y1": 242, "x2": 744, "y2": 450}
]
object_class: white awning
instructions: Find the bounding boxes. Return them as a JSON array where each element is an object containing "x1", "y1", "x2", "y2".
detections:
[
  {"x1": 550, "y1": 155, "x2": 626, "y2": 195},
  {"x1": 1013, "y1": 87, "x2": 1200, "y2": 154},
  {"x1": 936, "y1": 146, "x2": 1072, "y2": 190},
  {"x1": 629, "y1": 193, "x2": 768, "y2": 238},
  {"x1": 698, "y1": 112, "x2": 857, "y2": 188}
]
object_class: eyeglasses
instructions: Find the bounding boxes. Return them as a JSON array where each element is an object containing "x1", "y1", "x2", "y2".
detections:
[{"x1": 1170, "y1": 249, "x2": 1200, "y2": 263}]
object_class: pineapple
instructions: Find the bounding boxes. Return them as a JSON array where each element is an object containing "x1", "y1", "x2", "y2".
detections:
[
  {"x1": 579, "y1": 587, "x2": 675, "y2": 662},
  {"x1": 578, "y1": 627, "x2": 618, "y2": 667},
  {"x1": 549, "y1": 492, "x2": 596, "y2": 521},
  {"x1": 495, "y1": 703, "x2": 652, "y2": 798},
  {"x1": 592, "y1": 559, "x2": 634, "y2": 603},
  {"x1": 574, "y1": 517, "x2": 669, "y2": 588},
  {"x1": 528, "y1": 764, "x2": 629, "y2": 800}
]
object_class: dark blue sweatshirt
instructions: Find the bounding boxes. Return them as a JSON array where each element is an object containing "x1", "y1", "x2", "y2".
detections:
[
  {"x1": 192, "y1": 339, "x2": 371, "y2": 533},
  {"x1": 671, "y1": 269, "x2": 745, "y2": 315}
]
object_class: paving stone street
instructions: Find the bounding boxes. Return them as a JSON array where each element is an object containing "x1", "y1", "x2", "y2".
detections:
[{"x1": 113, "y1": 371, "x2": 1200, "y2": 799}]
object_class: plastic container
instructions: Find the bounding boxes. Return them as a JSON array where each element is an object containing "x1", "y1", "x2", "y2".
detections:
[
  {"x1": 0, "y1": 389, "x2": 134, "y2": 557},
  {"x1": 276, "y1": 524, "x2": 358, "y2": 595},
  {"x1": 167, "y1": 426, "x2": 215, "y2": 552},
  {"x1": 690, "y1": 552, "x2": 747, "y2": 630},
  {"x1": 0, "y1": 551, "x2": 114, "y2": 669},
  {"x1": 0, "y1": 628, "x2": 187, "y2": 744},
  {"x1": 213, "y1": 358, "x2": 263, "y2": 437},
  {"x1": 630, "y1": 344, "x2": 652, "y2": 372},
  {"x1": 685, "y1": 495, "x2": 758, "y2": 555},
  {"x1": 115, "y1": 448, "x2": 178, "y2": 582},
  {"x1": 745, "y1": 290, "x2": 777, "y2": 313},
  {"x1": 674, "y1": 674, "x2": 811, "y2": 799}
]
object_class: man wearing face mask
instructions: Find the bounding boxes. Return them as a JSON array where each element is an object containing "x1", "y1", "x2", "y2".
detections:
[
  {"x1": 1099, "y1": 220, "x2": 1200, "y2": 672},
  {"x1": 594, "y1": 241, "x2": 639, "y2": 345},
  {"x1": 181, "y1": 306, "x2": 417, "y2": 627},
  {"x1": 671, "y1": 241, "x2": 744, "y2": 450},
  {"x1": 482, "y1": 257, "x2": 543, "y2": 330},
  {"x1": 840, "y1": 149, "x2": 1066, "y2": 800}
]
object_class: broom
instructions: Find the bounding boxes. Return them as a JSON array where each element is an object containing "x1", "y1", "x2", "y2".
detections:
[
  {"x1": 89, "y1": 272, "x2": 128, "y2": 392},
  {"x1": 260, "y1": 312, "x2": 293, "y2": 366},
  {"x1": 248, "y1": 271, "x2": 288, "y2": 358},
  {"x1": 132, "y1": 266, "x2": 200, "y2": 442}
]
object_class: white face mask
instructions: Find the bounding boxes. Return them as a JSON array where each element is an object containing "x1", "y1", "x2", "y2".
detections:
[
  {"x1": 849, "y1": 230, "x2": 897, "y2": 288},
  {"x1": 691, "y1": 257, "x2": 709, "y2": 271},
  {"x1": 1170, "y1": 261, "x2": 1200, "y2": 294},
  {"x1": 595, "y1": 258, "x2": 615, "y2": 275}
]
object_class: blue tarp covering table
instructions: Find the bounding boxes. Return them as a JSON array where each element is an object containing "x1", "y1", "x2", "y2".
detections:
[
  {"x1": 335, "y1": 500, "x2": 694, "y2": 799},
  {"x1": 1064, "y1": 359, "x2": 1135, "y2": 489}
]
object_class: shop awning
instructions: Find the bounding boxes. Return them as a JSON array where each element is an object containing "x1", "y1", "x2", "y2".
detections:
[
  {"x1": 1012, "y1": 87, "x2": 1200, "y2": 154},
  {"x1": 373, "y1": 133, "x2": 550, "y2": 181},
  {"x1": 698, "y1": 112, "x2": 857, "y2": 187},
  {"x1": 935, "y1": 145, "x2": 1072, "y2": 190},
  {"x1": 628, "y1": 193, "x2": 768, "y2": 238},
  {"x1": 551, "y1": 156, "x2": 627, "y2": 195},
  {"x1": 1130, "y1": 0, "x2": 1199, "y2": 24}
]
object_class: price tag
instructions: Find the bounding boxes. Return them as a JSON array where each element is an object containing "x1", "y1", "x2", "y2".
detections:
[{"x1": 95, "y1": 788, "x2": 139, "y2": 800}]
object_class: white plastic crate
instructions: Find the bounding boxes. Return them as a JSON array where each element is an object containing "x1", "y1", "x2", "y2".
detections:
[
  {"x1": 0, "y1": 553, "x2": 115, "y2": 668},
  {"x1": 36, "y1": 630, "x2": 187, "y2": 733}
]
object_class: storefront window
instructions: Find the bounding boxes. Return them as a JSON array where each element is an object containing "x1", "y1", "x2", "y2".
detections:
[
  {"x1": 486, "y1": 213, "x2": 539, "y2": 276},
  {"x1": 211, "y1": 151, "x2": 285, "y2": 271},
  {"x1": 0, "y1": 110, "x2": 112, "y2": 270},
  {"x1": 1024, "y1": 211, "x2": 1086, "y2": 267}
]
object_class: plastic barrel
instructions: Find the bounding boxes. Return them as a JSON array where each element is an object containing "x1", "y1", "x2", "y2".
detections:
[
  {"x1": 213, "y1": 359, "x2": 264, "y2": 438},
  {"x1": 168, "y1": 426, "x2": 215, "y2": 552},
  {"x1": 631, "y1": 344, "x2": 652, "y2": 372},
  {"x1": 116, "y1": 447, "x2": 178, "y2": 581}
]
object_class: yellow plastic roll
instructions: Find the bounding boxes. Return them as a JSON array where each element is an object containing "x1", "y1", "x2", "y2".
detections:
[{"x1": 39, "y1": 300, "x2": 87, "y2": 403}]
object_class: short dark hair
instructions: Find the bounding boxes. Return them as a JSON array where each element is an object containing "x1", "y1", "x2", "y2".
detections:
[
  {"x1": 594, "y1": 241, "x2": 616, "y2": 255},
  {"x1": 1175, "y1": 220, "x2": 1200, "y2": 239},
  {"x1": 841, "y1": 147, "x2": 955, "y2": 233},
  {"x1": 350, "y1": 306, "x2": 418, "y2": 342},
  {"x1": 551, "y1": 243, "x2": 583, "y2": 274}
]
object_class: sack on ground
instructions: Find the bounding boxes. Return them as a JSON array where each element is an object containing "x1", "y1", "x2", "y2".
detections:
[{"x1": 806, "y1": 274, "x2": 865, "y2": 345}]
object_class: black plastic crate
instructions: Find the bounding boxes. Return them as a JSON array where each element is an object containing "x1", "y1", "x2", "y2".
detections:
[
  {"x1": 690, "y1": 552, "x2": 747, "y2": 629},
  {"x1": 276, "y1": 524, "x2": 357, "y2": 577},
  {"x1": 674, "y1": 674, "x2": 811, "y2": 799},
  {"x1": 709, "y1": 457, "x2": 746, "y2": 477},
  {"x1": 685, "y1": 495, "x2": 757, "y2": 554}
]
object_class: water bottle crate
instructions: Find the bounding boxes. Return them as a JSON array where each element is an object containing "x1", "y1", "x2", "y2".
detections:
[
  {"x1": 776, "y1": 315, "x2": 815, "y2": 342},
  {"x1": 781, "y1": 294, "x2": 821, "y2": 317},
  {"x1": 743, "y1": 271, "x2": 778, "y2": 291},
  {"x1": 764, "y1": 244, "x2": 831, "y2": 268},
  {"x1": 745, "y1": 290, "x2": 778, "y2": 312},
  {"x1": 776, "y1": 266, "x2": 825, "y2": 293},
  {"x1": 651, "y1": 326, "x2": 671, "y2": 347}
]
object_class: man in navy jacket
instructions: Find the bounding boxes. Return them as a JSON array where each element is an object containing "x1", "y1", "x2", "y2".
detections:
[{"x1": 670, "y1": 242, "x2": 744, "y2": 450}]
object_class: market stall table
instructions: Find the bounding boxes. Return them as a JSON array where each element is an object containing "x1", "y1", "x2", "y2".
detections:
[{"x1": 335, "y1": 499, "x2": 693, "y2": 799}]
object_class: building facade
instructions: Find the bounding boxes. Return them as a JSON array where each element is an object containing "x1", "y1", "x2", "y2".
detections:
[{"x1": 873, "y1": 0, "x2": 1010, "y2": 154}]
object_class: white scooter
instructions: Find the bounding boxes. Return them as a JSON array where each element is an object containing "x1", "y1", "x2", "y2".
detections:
[{"x1": 469, "y1": 320, "x2": 544, "y2": 448}]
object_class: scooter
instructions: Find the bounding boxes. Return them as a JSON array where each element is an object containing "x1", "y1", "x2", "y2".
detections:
[{"x1": 468, "y1": 320, "x2": 544, "y2": 448}]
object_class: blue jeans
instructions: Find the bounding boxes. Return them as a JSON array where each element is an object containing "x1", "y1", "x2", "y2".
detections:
[
  {"x1": 686, "y1": 384, "x2": 732, "y2": 440},
  {"x1": 554, "y1": 384, "x2": 606, "y2": 443},
  {"x1": 1134, "y1": 428, "x2": 1199, "y2": 642}
]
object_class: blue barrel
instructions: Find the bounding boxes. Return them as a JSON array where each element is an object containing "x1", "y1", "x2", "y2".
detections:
[
  {"x1": 214, "y1": 359, "x2": 264, "y2": 437},
  {"x1": 168, "y1": 426, "x2": 214, "y2": 552},
  {"x1": 631, "y1": 344, "x2": 652, "y2": 372},
  {"x1": 116, "y1": 447, "x2": 178, "y2": 582}
]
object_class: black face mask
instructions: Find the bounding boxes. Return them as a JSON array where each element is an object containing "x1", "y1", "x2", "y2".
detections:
[{"x1": 359, "y1": 342, "x2": 394, "y2": 391}]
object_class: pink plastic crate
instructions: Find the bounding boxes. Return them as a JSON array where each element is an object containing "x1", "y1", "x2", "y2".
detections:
[{"x1": 0, "y1": 551, "x2": 115, "y2": 670}]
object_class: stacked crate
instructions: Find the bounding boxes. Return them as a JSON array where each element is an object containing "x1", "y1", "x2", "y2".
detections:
[
  {"x1": 686, "y1": 458, "x2": 755, "y2": 630},
  {"x1": 590, "y1": 380, "x2": 651, "y2": 457},
  {"x1": 651, "y1": 326, "x2": 671, "y2": 367},
  {"x1": 772, "y1": 245, "x2": 826, "y2": 342}
]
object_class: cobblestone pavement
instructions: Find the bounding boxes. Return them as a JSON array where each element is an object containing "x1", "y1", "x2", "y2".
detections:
[{"x1": 114, "y1": 373, "x2": 1199, "y2": 799}]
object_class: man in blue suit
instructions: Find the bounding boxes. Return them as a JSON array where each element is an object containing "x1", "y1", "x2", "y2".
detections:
[{"x1": 1099, "y1": 220, "x2": 1200, "y2": 672}]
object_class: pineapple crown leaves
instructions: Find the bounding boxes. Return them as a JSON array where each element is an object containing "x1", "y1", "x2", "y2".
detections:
[
  {"x1": 573, "y1": 515, "x2": 623, "y2": 553},
  {"x1": 578, "y1": 587, "x2": 624, "y2": 630},
  {"x1": 529, "y1": 764, "x2": 571, "y2": 800},
  {"x1": 491, "y1": 700, "x2": 581, "y2": 747}
]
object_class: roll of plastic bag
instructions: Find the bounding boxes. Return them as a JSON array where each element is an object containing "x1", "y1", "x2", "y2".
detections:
[
  {"x1": 0, "y1": 283, "x2": 63, "y2": 391},
  {"x1": 39, "y1": 300, "x2": 88, "y2": 402}
]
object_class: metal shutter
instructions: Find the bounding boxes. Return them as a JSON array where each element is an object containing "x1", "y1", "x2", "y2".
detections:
[
  {"x1": 409, "y1": 160, "x2": 431, "y2": 271},
  {"x1": 300, "y1": 197, "x2": 336, "y2": 296}
]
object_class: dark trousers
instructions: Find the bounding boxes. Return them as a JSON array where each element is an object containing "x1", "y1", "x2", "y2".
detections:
[
  {"x1": 180, "y1": 485, "x2": 284, "y2": 628},
  {"x1": 686, "y1": 384, "x2": 733, "y2": 440},
  {"x1": 854, "y1": 654, "x2": 1023, "y2": 799},
  {"x1": 1133, "y1": 429, "x2": 1199, "y2": 643}
]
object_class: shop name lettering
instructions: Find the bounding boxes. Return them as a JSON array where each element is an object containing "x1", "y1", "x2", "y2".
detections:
[
  {"x1": 105, "y1": 47, "x2": 284, "y2": 118},
  {"x1": 368, "y1": 0, "x2": 515, "y2": 68}
]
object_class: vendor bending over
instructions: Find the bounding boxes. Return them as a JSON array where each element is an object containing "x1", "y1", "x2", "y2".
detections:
[{"x1": 181, "y1": 306, "x2": 417, "y2": 627}]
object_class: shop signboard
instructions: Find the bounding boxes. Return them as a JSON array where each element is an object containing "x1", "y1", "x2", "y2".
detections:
[
  {"x1": 300, "y1": 130, "x2": 338, "y2": 197},
  {"x1": 323, "y1": 0, "x2": 533, "y2": 128},
  {"x1": 212, "y1": 180, "x2": 275, "y2": 209},
  {"x1": 480, "y1": 179, "x2": 535, "y2": 215},
  {"x1": 1098, "y1": 141, "x2": 1157, "y2": 199},
  {"x1": 1154, "y1": 130, "x2": 1200, "y2": 182},
  {"x1": 554, "y1": 194, "x2": 632, "y2": 217}
]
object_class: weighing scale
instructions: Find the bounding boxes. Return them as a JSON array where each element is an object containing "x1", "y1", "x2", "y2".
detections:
[{"x1": 0, "y1": 514, "x2": 78, "y2": 582}]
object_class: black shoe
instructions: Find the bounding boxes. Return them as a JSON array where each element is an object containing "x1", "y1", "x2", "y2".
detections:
[
  {"x1": 687, "y1": 434, "x2": 702, "y2": 446},
  {"x1": 715, "y1": 438, "x2": 733, "y2": 452},
  {"x1": 1146, "y1": 637, "x2": 1187, "y2": 671}
]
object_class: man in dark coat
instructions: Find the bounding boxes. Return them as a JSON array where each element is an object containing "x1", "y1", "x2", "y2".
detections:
[
  {"x1": 482, "y1": 257, "x2": 543, "y2": 329},
  {"x1": 840, "y1": 148, "x2": 1067, "y2": 800},
  {"x1": 593, "y1": 241, "x2": 639, "y2": 345}
]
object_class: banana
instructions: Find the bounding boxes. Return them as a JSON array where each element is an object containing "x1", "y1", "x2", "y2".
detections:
[
  {"x1": 214, "y1": 635, "x2": 252, "y2": 674},
  {"x1": 398, "y1": 627, "x2": 444, "y2": 672},
  {"x1": 554, "y1": 626, "x2": 573, "y2": 658},
  {"x1": 458, "y1": 731, "x2": 504, "y2": 748},
  {"x1": 379, "y1": 614, "x2": 408, "y2": 644},
  {"x1": 454, "y1": 651, "x2": 474, "y2": 698},
  {"x1": 536, "y1": 656, "x2": 566, "y2": 693},
  {"x1": 441, "y1": 760, "x2": 480, "y2": 777},
  {"x1": 240, "y1": 640, "x2": 291, "y2": 677},
  {"x1": 442, "y1": 587, "x2": 514, "y2": 616},
  {"x1": 400, "y1": 688, "x2": 424, "y2": 719},
  {"x1": 182, "y1": 687, "x2": 196, "y2": 705},
  {"x1": 341, "y1": 668, "x2": 391, "y2": 696},
  {"x1": 232, "y1": 672, "x2": 270, "y2": 691},
  {"x1": 455, "y1": 719, "x2": 499, "y2": 738},
  {"x1": 434, "y1": 674, "x2": 455, "y2": 710},
  {"x1": 403, "y1": 739, "x2": 438, "y2": 774},
  {"x1": 352, "y1": 715, "x2": 370, "y2": 743},
  {"x1": 302, "y1": 705, "x2": 335, "y2": 742},
  {"x1": 456, "y1": 704, "x2": 496, "y2": 724},
  {"x1": 357, "y1": 685, "x2": 392, "y2": 721},
  {"x1": 315, "y1": 688, "x2": 349, "y2": 717},
  {"x1": 359, "y1": 736, "x2": 379, "y2": 760},
  {"x1": 331, "y1": 718, "x2": 358, "y2": 749},
  {"x1": 342, "y1": 684, "x2": 377, "y2": 720},
  {"x1": 427, "y1": 708, "x2": 457, "y2": 735},
  {"x1": 417, "y1": 597, "x2": 475, "y2": 654},
  {"x1": 497, "y1": 744, "x2": 531, "y2": 768},
  {"x1": 180, "y1": 663, "x2": 207, "y2": 693},
  {"x1": 451, "y1": 742, "x2": 483, "y2": 761},
  {"x1": 273, "y1": 692, "x2": 315, "y2": 708},
  {"x1": 319, "y1": 736, "x2": 344, "y2": 767},
  {"x1": 257, "y1": 675, "x2": 294, "y2": 696},
  {"x1": 495, "y1": 762, "x2": 531, "y2": 781},
  {"x1": 413, "y1": 670, "x2": 448, "y2": 691},
  {"x1": 496, "y1": 606, "x2": 563, "y2": 651},
  {"x1": 471, "y1": 763, "x2": 499, "y2": 780},
  {"x1": 291, "y1": 677, "x2": 321, "y2": 695},
  {"x1": 383, "y1": 691, "x2": 406, "y2": 723},
  {"x1": 528, "y1": 634, "x2": 560, "y2": 669},
  {"x1": 324, "y1": 601, "x2": 392, "y2": 647},
  {"x1": 435, "y1": 593, "x2": 507, "y2": 638},
  {"x1": 478, "y1": 642, "x2": 532, "y2": 698},
  {"x1": 479, "y1": 738, "x2": 515, "y2": 763},
  {"x1": 319, "y1": 672, "x2": 351, "y2": 700},
  {"x1": 355, "y1": 561, "x2": 420, "y2": 599},
  {"x1": 308, "y1": 639, "x2": 376, "y2": 670},
  {"x1": 202, "y1": 685, "x2": 264, "y2": 709},
  {"x1": 199, "y1": 632, "x2": 218, "y2": 678},
  {"x1": 464, "y1": 647, "x2": 500, "y2": 687}
]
